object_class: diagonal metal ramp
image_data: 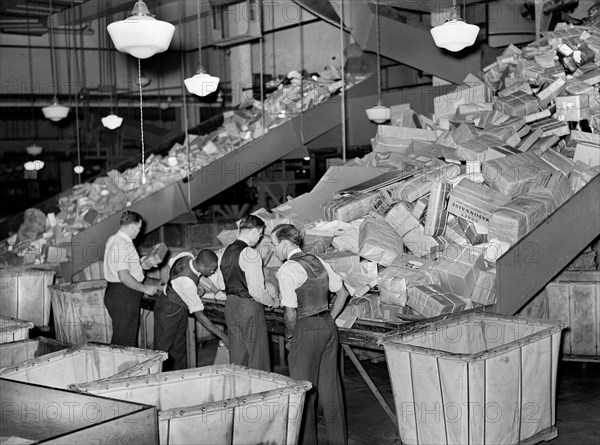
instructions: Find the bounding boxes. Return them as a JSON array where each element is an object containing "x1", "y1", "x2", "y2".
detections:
[{"x1": 297, "y1": 0, "x2": 499, "y2": 84}]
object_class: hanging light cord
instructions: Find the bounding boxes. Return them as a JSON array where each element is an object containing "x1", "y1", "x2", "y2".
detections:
[
  {"x1": 339, "y1": 0, "x2": 346, "y2": 163},
  {"x1": 376, "y1": 0, "x2": 382, "y2": 106},
  {"x1": 138, "y1": 58, "x2": 146, "y2": 185},
  {"x1": 48, "y1": 0, "x2": 58, "y2": 100},
  {"x1": 299, "y1": 20, "x2": 305, "y2": 147},
  {"x1": 197, "y1": 0, "x2": 202, "y2": 67},
  {"x1": 182, "y1": 3, "x2": 192, "y2": 207},
  {"x1": 72, "y1": 0, "x2": 82, "y2": 183}
]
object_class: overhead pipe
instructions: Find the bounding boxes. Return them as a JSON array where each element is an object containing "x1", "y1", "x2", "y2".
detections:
[{"x1": 1, "y1": 100, "x2": 222, "y2": 109}]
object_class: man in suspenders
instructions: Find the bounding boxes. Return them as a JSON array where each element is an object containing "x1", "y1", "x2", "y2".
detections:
[
  {"x1": 220, "y1": 215, "x2": 278, "y2": 371},
  {"x1": 271, "y1": 224, "x2": 349, "y2": 445},
  {"x1": 154, "y1": 249, "x2": 227, "y2": 371}
]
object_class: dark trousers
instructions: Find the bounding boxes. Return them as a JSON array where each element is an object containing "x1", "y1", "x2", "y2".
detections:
[
  {"x1": 224, "y1": 294, "x2": 270, "y2": 372},
  {"x1": 153, "y1": 293, "x2": 188, "y2": 371},
  {"x1": 104, "y1": 282, "x2": 142, "y2": 347},
  {"x1": 288, "y1": 314, "x2": 347, "y2": 445}
]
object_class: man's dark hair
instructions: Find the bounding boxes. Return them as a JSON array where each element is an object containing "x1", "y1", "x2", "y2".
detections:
[
  {"x1": 196, "y1": 249, "x2": 218, "y2": 266},
  {"x1": 120, "y1": 211, "x2": 143, "y2": 226},
  {"x1": 272, "y1": 224, "x2": 303, "y2": 246},
  {"x1": 238, "y1": 215, "x2": 265, "y2": 231}
]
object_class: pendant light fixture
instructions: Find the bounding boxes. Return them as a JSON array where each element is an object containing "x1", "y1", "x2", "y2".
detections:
[
  {"x1": 365, "y1": 0, "x2": 391, "y2": 124},
  {"x1": 42, "y1": 0, "x2": 70, "y2": 122},
  {"x1": 107, "y1": 1, "x2": 175, "y2": 59},
  {"x1": 430, "y1": 0, "x2": 480, "y2": 52},
  {"x1": 25, "y1": 144, "x2": 43, "y2": 156},
  {"x1": 184, "y1": 0, "x2": 220, "y2": 97}
]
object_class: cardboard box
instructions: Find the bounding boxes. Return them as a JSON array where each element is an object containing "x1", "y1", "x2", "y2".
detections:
[
  {"x1": 516, "y1": 128, "x2": 544, "y2": 152},
  {"x1": 434, "y1": 83, "x2": 493, "y2": 118},
  {"x1": 403, "y1": 225, "x2": 442, "y2": 258},
  {"x1": 458, "y1": 135, "x2": 505, "y2": 161},
  {"x1": 540, "y1": 148, "x2": 575, "y2": 176},
  {"x1": 455, "y1": 217, "x2": 487, "y2": 245},
  {"x1": 147, "y1": 242, "x2": 168, "y2": 264},
  {"x1": 527, "y1": 170, "x2": 573, "y2": 209},
  {"x1": 573, "y1": 142, "x2": 600, "y2": 167},
  {"x1": 379, "y1": 255, "x2": 439, "y2": 306},
  {"x1": 407, "y1": 284, "x2": 467, "y2": 318},
  {"x1": 391, "y1": 164, "x2": 461, "y2": 202},
  {"x1": 488, "y1": 195, "x2": 553, "y2": 244},
  {"x1": 471, "y1": 268, "x2": 497, "y2": 305},
  {"x1": 385, "y1": 201, "x2": 420, "y2": 237},
  {"x1": 529, "y1": 135, "x2": 560, "y2": 156},
  {"x1": 358, "y1": 217, "x2": 403, "y2": 266},
  {"x1": 482, "y1": 152, "x2": 555, "y2": 198},
  {"x1": 447, "y1": 178, "x2": 512, "y2": 225},
  {"x1": 555, "y1": 94, "x2": 590, "y2": 121},
  {"x1": 423, "y1": 182, "x2": 451, "y2": 236},
  {"x1": 527, "y1": 117, "x2": 570, "y2": 137},
  {"x1": 494, "y1": 91, "x2": 540, "y2": 117},
  {"x1": 315, "y1": 251, "x2": 361, "y2": 276},
  {"x1": 537, "y1": 77, "x2": 567, "y2": 108},
  {"x1": 322, "y1": 192, "x2": 376, "y2": 222},
  {"x1": 433, "y1": 245, "x2": 485, "y2": 298}
]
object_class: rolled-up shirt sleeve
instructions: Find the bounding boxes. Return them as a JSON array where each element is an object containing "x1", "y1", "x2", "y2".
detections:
[
  {"x1": 318, "y1": 258, "x2": 344, "y2": 292},
  {"x1": 171, "y1": 277, "x2": 205, "y2": 313},
  {"x1": 239, "y1": 247, "x2": 272, "y2": 306},
  {"x1": 277, "y1": 262, "x2": 307, "y2": 309}
]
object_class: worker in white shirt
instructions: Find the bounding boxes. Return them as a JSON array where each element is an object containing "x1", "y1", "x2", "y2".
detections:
[
  {"x1": 103, "y1": 211, "x2": 161, "y2": 347},
  {"x1": 219, "y1": 215, "x2": 278, "y2": 371},
  {"x1": 154, "y1": 249, "x2": 228, "y2": 371},
  {"x1": 271, "y1": 223, "x2": 349, "y2": 445}
]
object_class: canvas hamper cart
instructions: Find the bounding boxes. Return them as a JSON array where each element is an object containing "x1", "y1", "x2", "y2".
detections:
[
  {"x1": 48, "y1": 279, "x2": 111, "y2": 344},
  {"x1": 0, "y1": 343, "x2": 167, "y2": 388},
  {"x1": 0, "y1": 378, "x2": 158, "y2": 444},
  {"x1": 0, "y1": 315, "x2": 33, "y2": 344},
  {"x1": 0, "y1": 337, "x2": 71, "y2": 370},
  {"x1": 0, "y1": 266, "x2": 55, "y2": 327},
  {"x1": 74, "y1": 364, "x2": 312, "y2": 445},
  {"x1": 381, "y1": 313, "x2": 565, "y2": 445}
]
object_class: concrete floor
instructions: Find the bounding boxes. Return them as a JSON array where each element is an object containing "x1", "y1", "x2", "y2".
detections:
[{"x1": 197, "y1": 339, "x2": 600, "y2": 445}]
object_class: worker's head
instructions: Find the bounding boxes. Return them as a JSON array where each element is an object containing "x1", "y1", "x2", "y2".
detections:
[
  {"x1": 238, "y1": 215, "x2": 265, "y2": 247},
  {"x1": 194, "y1": 249, "x2": 219, "y2": 277},
  {"x1": 119, "y1": 211, "x2": 143, "y2": 239},
  {"x1": 271, "y1": 224, "x2": 302, "y2": 261}
]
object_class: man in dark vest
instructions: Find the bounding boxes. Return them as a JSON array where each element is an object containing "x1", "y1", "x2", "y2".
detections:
[
  {"x1": 271, "y1": 223, "x2": 349, "y2": 445},
  {"x1": 220, "y1": 215, "x2": 277, "y2": 372},
  {"x1": 154, "y1": 249, "x2": 228, "y2": 371}
]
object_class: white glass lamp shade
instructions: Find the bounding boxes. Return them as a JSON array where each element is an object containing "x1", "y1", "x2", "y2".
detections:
[
  {"x1": 24, "y1": 160, "x2": 44, "y2": 171},
  {"x1": 366, "y1": 105, "x2": 391, "y2": 124},
  {"x1": 430, "y1": 20, "x2": 480, "y2": 52},
  {"x1": 42, "y1": 100, "x2": 70, "y2": 122},
  {"x1": 74, "y1": 165, "x2": 84, "y2": 174},
  {"x1": 102, "y1": 114, "x2": 124, "y2": 130},
  {"x1": 25, "y1": 144, "x2": 43, "y2": 156},
  {"x1": 184, "y1": 68, "x2": 220, "y2": 97},
  {"x1": 107, "y1": 1, "x2": 175, "y2": 59}
]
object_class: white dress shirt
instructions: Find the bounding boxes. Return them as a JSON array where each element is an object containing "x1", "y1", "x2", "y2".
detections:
[{"x1": 103, "y1": 230, "x2": 144, "y2": 283}]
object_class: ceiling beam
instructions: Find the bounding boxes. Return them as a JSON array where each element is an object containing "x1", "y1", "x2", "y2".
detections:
[{"x1": 54, "y1": 0, "x2": 182, "y2": 27}]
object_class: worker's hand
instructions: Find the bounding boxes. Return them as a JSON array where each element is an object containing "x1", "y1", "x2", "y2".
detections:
[
  {"x1": 285, "y1": 339, "x2": 292, "y2": 351},
  {"x1": 270, "y1": 297, "x2": 280, "y2": 309},
  {"x1": 219, "y1": 335, "x2": 229, "y2": 349},
  {"x1": 144, "y1": 284, "x2": 161, "y2": 296},
  {"x1": 214, "y1": 291, "x2": 227, "y2": 301}
]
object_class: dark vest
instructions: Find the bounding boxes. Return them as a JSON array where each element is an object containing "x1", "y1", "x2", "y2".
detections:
[
  {"x1": 291, "y1": 252, "x2": 330, "y2": 318},
  {"x1": 221, "y1": 239, "x2": 252, "y2": 299},
  {"x1": 165, "y1": 255, "x2": 200, "y2": 308}
]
